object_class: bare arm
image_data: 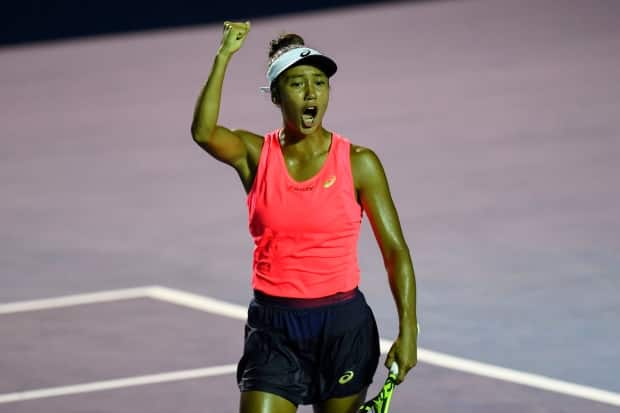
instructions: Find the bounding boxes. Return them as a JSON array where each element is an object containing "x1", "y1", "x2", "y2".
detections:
[
  {"x1": 351, "y1": 145, "x2": 418, "y2": 383},
  {"x1": 190, "y1": 21, "x2": 262, "y2": 177}
]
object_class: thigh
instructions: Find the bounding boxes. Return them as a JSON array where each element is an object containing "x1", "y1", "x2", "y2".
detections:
[
  {"x1": 240, "y1": 390, "x2": 298, "y2": 413},
  {"x1": 312, "y1": 387, "x2": 368, "y2": 413}
]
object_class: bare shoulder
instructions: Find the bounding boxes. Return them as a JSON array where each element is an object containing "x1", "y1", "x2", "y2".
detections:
[
  {"x1": 350, "y1": 143, "x2": 379, "y2": 163},
  {"x1": 233, "y1": 129, "x2": 264, "y2": 150},
  {"x1": 232, "y1": 129, "x2": 264, "y2": 165},
  {"x1": 350, "y1": 144, "x2": 386, "y2": 187}
]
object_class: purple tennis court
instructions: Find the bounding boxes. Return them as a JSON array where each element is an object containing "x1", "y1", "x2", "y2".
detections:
[{"x1": 1, "y1": 0, "x2": 619, "y2": 412}]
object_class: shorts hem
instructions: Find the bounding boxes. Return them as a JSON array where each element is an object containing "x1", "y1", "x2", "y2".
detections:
[
  {"x1": 239, "y1": 385, "x2": 301, "y2": 406},
  {"x1": 324, "y1": 378, "x2": 375, "y2": 402}
]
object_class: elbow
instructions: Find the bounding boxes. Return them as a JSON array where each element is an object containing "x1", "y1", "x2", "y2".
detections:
[
  {"x1": 191, "y1": 122, "x2": 213, "y2": 144},
  {"x1": 383, "y1": 244, "x2": 411, "y2": 269}
]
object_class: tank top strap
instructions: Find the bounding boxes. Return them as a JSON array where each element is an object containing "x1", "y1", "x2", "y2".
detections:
[
  {"x1": 257, "y1": 130, "x2": 279, "y2": 177},
  {"x1": 331, "y1": 133, "x2": 350, "y2": 163},
  {"x1": 330, "y1": 133, "x2": 356, "y2": 199},
  {"x1": 247, "y1": 130, "x2": 279, "y2": 215}
]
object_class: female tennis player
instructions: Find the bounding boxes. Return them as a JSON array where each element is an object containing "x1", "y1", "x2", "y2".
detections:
[{"x1": 191, "y1": 21, "x2": 418, "y2": 413}]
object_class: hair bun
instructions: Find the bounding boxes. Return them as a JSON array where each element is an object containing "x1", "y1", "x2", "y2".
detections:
[{"x1": 268, "y1": 33, "x2": 305, "y2": 59}]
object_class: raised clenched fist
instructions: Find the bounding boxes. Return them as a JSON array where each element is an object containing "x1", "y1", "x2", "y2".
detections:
[{"x1": 219, "y1": 21, "x2": 251, "y2": 56}]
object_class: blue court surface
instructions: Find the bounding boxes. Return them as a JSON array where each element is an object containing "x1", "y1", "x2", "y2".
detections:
[{"x1": 1, "y1": 0, "x2": 619, "y2": 412}]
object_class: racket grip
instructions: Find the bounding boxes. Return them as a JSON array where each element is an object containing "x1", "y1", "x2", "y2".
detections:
[{"x1": 389, "y1": 361, "x2": 399, "y2": 376}]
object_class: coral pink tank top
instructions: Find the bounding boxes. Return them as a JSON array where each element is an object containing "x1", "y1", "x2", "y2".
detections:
[{"x1": 247, "y1": 130, "x2": 362, "y2": 298}]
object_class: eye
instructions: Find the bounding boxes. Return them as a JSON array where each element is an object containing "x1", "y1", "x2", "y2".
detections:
[{"x1": 290, "y1": 81, "x2": 303, "y2": 88}]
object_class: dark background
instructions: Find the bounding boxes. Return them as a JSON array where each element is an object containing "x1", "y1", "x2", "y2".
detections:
[{"x1": 1, "y1": 0, "x2": 419, "y2": 46}]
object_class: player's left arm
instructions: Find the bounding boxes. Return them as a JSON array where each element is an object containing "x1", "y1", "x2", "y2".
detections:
[{"x1": 351, "y1": 145, "x2": 418, "y2": 384}]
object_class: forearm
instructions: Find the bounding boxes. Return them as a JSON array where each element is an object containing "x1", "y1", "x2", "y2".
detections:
[
  {"x1": 191, "y1": 50, "x2": 233, "y2": 141},
  {"x1": 385, "y1": 247, "x2": 418, "y2": 334}
]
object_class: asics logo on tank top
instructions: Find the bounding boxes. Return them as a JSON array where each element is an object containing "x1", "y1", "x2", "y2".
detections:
[{"x1": 323, "y1": 175, "x2": 337, "y2": 188}]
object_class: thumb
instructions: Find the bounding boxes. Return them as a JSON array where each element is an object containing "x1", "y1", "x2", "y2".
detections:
[{"x1": 384, "y1": 346, "x2": 395, "y2": 371}]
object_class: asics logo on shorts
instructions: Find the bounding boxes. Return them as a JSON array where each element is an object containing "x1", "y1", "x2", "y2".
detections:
[{"x1": 338, "y1": 370, "x2": 355, "y2": 384}]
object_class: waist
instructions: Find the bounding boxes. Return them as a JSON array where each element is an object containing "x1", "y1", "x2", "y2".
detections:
[{"x1": 253, "y1": 288, "x2": 359, "y2": 309}]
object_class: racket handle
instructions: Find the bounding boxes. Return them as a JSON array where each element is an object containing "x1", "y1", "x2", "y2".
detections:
[
  {"x1": 388, "y1": 322, "x2": 419, "y2": 378},
  {"x1": 389, "y1": 361, "x2": 399, "y2": 376}
]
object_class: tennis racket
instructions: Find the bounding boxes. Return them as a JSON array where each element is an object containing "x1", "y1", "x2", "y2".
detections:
[{"x1": 358, "y1": 362, "x2": 399, "y2": 413}]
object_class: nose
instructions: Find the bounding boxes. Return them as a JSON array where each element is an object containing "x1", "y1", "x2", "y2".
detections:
[{"x1": 305, "y1": 82, "x2": 316, "y2": 100}]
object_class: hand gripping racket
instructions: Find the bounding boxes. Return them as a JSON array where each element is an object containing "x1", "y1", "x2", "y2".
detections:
[{"x1": 358, "y1": 362, "x2": 399, "y2": 413}]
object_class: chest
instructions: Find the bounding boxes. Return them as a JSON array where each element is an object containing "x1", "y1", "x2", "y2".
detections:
[
  {"x1": 251, "y1": 154, "x2": 357, "y2": 234},
  {"x1": 282, "y1": 150, "x2": 329, "y2": 182},
  {"x1": 248, "y1": 134, "x2": 362, "y2": 236}
]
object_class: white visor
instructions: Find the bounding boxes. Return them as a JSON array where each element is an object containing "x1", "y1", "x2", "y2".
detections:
[{"x1": 259, "y1": 47, "x2": 337, "y2": 93}]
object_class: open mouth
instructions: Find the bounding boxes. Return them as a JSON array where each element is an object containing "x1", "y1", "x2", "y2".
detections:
[{"x1": 302, "y1": 106, "x2": 318, "y2": 127}]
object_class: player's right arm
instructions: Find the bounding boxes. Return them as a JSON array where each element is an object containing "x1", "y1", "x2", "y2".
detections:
[{"x1": 191, "y1": 21, "x2": 262, "y2": 176}]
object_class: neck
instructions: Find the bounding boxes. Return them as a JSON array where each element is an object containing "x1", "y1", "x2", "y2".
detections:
[{"x1": 280, "y1": 127, "x2": 329, "y2": 150}]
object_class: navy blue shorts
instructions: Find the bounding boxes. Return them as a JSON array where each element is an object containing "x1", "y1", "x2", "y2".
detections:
[{"x1": 236, "y1": 288, "x2": 380, "y2": 406}]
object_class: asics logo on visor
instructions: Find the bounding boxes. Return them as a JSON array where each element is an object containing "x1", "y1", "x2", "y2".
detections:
[{"x1": 300, "y1": 50, "x2": 311, "y2": 57}]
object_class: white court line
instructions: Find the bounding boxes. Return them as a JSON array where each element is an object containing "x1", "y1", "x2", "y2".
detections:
[
  {"x1": 147, "y1": 286, "x2": 247, "y2": 320},
  {"x1": 410, "y1": 347, "x2": 620, "y2": 407},
  {"x1": 0, "y1": 286, "x2": 618, "y2": 406},
  {"x1": 0, "y1": 286, "x2": 154, "y2": 314},
  {"x1": 0, "y1": 364, "x2": 237, "y2": 404}
]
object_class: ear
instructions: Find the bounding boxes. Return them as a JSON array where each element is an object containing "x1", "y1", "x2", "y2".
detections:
[{"x1": 270, "y1": 84, "x2": 281, "y2": 105}]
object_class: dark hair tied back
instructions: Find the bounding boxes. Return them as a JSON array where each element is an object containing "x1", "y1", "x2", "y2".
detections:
[
  {"x1": 268, "y1": 33, "x2": 305, "y2": 59},
  {"x1": 267, "y1": 33, "x2": 306, "y2": 104}
]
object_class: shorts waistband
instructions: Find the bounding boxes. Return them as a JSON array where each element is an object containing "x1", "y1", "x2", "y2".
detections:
[{"x1": 253, "y1": 288, "x2": 359, "y2": 309}]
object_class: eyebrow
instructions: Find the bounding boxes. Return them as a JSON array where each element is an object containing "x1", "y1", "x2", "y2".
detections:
[{"x1": 284, "y1": 72, "x2": 327, "y2": 80}]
